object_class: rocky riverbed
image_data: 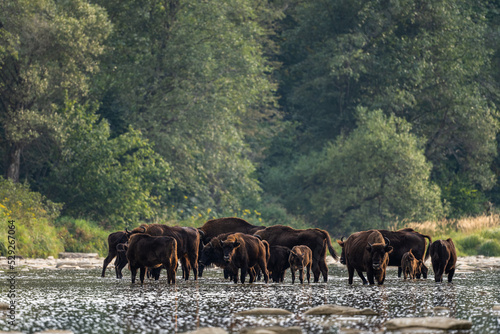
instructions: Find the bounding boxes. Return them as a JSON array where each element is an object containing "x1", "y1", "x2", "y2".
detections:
[{"x1": 1, "y1": 253, "x2": 500, "y2": 272}]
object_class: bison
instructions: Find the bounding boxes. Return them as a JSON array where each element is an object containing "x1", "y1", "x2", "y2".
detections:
[
  {"x1": 254, "y1": 225, "x2": 338, "y2": 283},
  {"x1": 289, "y1": 245, "x2": 312, "y2": 284},
  {"x1": 126, "y1": 234, "x2": 178, "y2": 284},
  {"x1": 220, "y1": 233, "x2": 269, "y2": 284},
  {"x1": 267, "y1": 246, "x2": 291, "y2": 283},
  {"x1": 343, "y1": 230, "x2": 393, "y2": 285},
  {"x1": 338, "y1": 228, "x2": 431, "y2": 279},
  {"x1": 199, "y1": 232, "x2": 238, "y2": 280},
  {"x1": 197, "y1": 217, "x2": 266, "y2": 245},
  {"x1": 430, "y1": 238, "x2": 457, "y2": 283},
  {"x1": 401, "y1": 249, "x2": 422, "y2": 280},
  {"x1": 101, "y1": 231, "x2": 128, "y2": 278},
  {"x1": 128, "y1": 224, "x2": 200, "y2": 280}
]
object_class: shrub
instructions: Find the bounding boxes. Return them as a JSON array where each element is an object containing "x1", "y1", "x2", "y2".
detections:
[
  {"x1": 456, "y1": 235, "x2": 483, "y2": 254},
  {"x1": 55, "y1": 217, "x2": 109, "y2": 256},
  {"x1": 477, "y1": 240, "x2": 500, "y2": 257},
  {"x1": 0, "y1": 177, "x2": 64, "y2": 257}
]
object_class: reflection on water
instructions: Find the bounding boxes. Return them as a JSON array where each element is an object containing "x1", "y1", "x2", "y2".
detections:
[{"x1": 0, "y1": 267, "x2": 499, "y2": 333}]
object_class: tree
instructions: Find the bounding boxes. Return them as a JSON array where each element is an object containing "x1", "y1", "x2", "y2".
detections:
[
  {"x1": 41, "y1": 101, "x2": 171, "y2": 227},
  {"x1": 282, "y1": 108, "x2": 444, "y2": 233},
  {"x1": 0, "y1": 0, "x2": 111, "y2": 182},
  {"x1": 94, "y1": 0, "x2": 280, "y2": 212},
  {"x1": 267, "y1": 0, "x2": 498, "y2": 218}
]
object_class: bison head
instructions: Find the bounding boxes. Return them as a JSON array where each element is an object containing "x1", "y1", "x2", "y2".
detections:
[
  {"x1": 366, "y1": 242, "x2": 393, "y2": 270},
  {"x1": 288, "y1": 251, "x2": 304, "y2": 269},
  {"x1": 220, "y1": 239, "x2": 240, "y2": 263},
  {"x1": 337, "y1": 237, "x2": 346, "y2": 265}
]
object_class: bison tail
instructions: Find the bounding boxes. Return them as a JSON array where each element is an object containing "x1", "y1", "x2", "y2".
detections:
[
  {"x1": 322, "y1": 230, "x2": 339, "y2": 261},
  {"x1": 423, "y1": 234, "x2": 432, "y2": 261}
]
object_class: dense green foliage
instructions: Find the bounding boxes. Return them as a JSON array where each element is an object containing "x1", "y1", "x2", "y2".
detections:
[{"x1": 2, "y1": 0, "x2": 500, "y2": 246}]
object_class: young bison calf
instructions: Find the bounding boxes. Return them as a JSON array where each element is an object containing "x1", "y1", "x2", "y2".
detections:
[
  {"x1": 401, "y1": 249, "x2": 422, "y2": 280},
  {"x1": 289, "y1": 245, "x2": 313, "y2": 284},
  {"x1": 126, "y1": 234, "x2": 178, "y2": 284},
  {"x1": 430, "y1": 238, "x2": 457, "y2": 283}
]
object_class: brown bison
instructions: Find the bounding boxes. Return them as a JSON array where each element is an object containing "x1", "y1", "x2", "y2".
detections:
[
  {"x1": 289, "y1": 245, "x2": 312, "y2": 284},
  {"x1": 199, "y1": 232, "x2": 238, "y2": 280},
  {"x1": 220, "y1": 233, "x2": 269, "y2": 284},
  {"x1": 101, "y1": 231, "x2": 128, "y2": 278},
  {"x1": 379, "y1": 228, "x2": 431, "y2": 278},
  {"x1": 126, "y1": 234, "x2": 178, "y2": 284},
  {"x1": 430, "y1": 238, "x2": 457, "y2": 283},
  {"x1": 267, "y1": 246, "x2": 291, "y2": 283},
  {"x1": 343, "y1": 230, "x2": 393, "y2": 285},
  {"x1": 338, "y1": 228, "x2": 431, "y2": 279},
  {"x1": 254, "y1": 225, "x2": 338, "y2": 283},
  {"x1": 128, "y1": 224, "x2": 200, "y2": 280},
  {"x1": 401, "y1": 249, "x2": 422, "y2": 280},
  {"x1": 197, "y1": 217, "x2": 266, "y2": 245}
]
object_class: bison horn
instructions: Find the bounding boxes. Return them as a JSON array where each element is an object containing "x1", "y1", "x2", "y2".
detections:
[
  {"x1": 198, "y1": 229, "x2": 205, "y2": 238},
  {"x1": 141, "y1": 226, "x2": 146, "y2": 233},
  {"x1": 341, "y1": 236, "x2": 345, "y2": 242},
  {"x1": 384, "y1": 237, "x2": 391, "y2": 246}
]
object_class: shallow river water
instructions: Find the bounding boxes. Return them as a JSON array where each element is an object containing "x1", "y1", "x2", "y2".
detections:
[{"x1": 1, "y1": 266, "x2": 500, "y2": 333}]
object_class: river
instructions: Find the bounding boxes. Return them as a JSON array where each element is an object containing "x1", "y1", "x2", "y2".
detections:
[{"x1": 1, "y1": 266, "x2": 499, "y2": 333}]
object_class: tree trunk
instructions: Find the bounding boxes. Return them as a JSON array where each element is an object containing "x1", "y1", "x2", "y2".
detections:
[{"x1": 6, "y1": 143, "x2": 21, "y2": 183}]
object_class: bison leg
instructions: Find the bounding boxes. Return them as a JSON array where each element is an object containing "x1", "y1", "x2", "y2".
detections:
[
  {"x1": 397, "y1": 266, "x2": 402, "y2": 278},
  {"x1": 347, "y1": 265, "x2": 355, "y2": 285},
  {"x1": 366, "y1": 268, "x2": 375, "y2": 285},
  {"x1": 257, "y1": 258, "x2": 269, "y2": 284},
  {"x1": 306, "y1": 263, "x2": 311, "y2": 283},
  {"x1": 312, "y1": 260, "x2": 321, "y2": 283},
  {"x1": 447, "y1": 268, "x2": 455, "y2": 283},
  {"x1": 189, "y1": 253, "x2": 199, "y2": 280},
  {"x1": 115, "y1": 258, "x2": 127, "y2": 279},
  {"x1": 319, "y1": 259, "x2": 328, "y2": 282},
  {"x1": 433, "y1": 262, "x2": 444, "y2": 283},
  {"x1": 240, "y1": 267, "x2": 248, "y2": 284},
  {"x1": 101, "y1": 253, "x2": 116, "y2": 277},
  {"x1": 130, "y1": 266, "x2": 138, "y2": 284},
  {"x1": 356, "y1": 270, "x2": 368, "y2": 285},
  {"x1": 139, "y1": 267, "x2": 146, "y2": 284},
  {"x1": 299, "y1": 268, "x2": 304, "y2": 284}
]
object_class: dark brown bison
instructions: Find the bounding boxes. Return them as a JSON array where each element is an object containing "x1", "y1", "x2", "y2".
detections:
[
  {"x1": 289, "y1": 245, "x2": 312, "y2": 284},
  {"x1": 101, "y1": 231, "x2": 128, "y2": 278},
  {"x1": 254, "y1": 225, "x2": 338, "y2": 283},
  {"x1": 338, "y1": 228, "x2": 431, "y2": 279},
  {"x1": 197, "y1": 217, "x2": 266, "y2": 244},
  {"x1": 379, "y1": 228, "x2": 431, "y2": 278},
  {"x1": 401, "y1": 249, "x2": 422, "y2": 280},
  {"x1": 198, "y1": 232, "x2": 238, "y2": 280},
  {"x1": 430, "y1": 238, "x2": 457, "y2": 283},
  {"x1": 267, "y1": 246, "x2": 291, "y2": 283},
  {"x1": 126, "y1": 234, "x2": 178, "y2": 284},
  {"x1": 128, "y1": 224, "x2": 200, "y2": 280},
  {"x1": 343, "y1": 230, "x2": 393, "y2": 285},
  {"x1": 220, "y1": 233, "x2": 269, "y2": 284}
]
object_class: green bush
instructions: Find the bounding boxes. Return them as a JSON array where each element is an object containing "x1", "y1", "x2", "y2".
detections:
[
  {"x1": 477, "y1": 240, "x2": 500, "y2": 257},
  {"x1": 456, "y1": 235, "x2": 483, "y2": 254},
  {"x1": 55, "y1": 217, "x2": 110, "y2": 256},
  {"x1": 0, "y1": 177, "x2": 64, "y2": 257}
]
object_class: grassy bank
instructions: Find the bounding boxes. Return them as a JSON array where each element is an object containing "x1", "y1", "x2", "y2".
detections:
[{"x1": 405, "y1": 215, "x2": 500, "y2": 257}]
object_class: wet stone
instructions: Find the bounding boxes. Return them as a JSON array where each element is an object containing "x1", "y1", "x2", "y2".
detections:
[
  {"x1": 240, "y1": 326, "x2": 302, "y2": 334},
  {"x1": 385, "y1": 317, "x2": 473, "y2": 331},
  {"x1": 34, "y1": 330, "x2": 74, "y2": 334},
  {"x1": 181, "y1": 328, "x2": 228, "y2": 334},
  {"x1": 235, "y1": 308, "x2": 293, "y2": 316},
  {"x1": 303, "y1": 305, "x2": 378, "y2": 316},
  {"x1": 58, "y1": 252, "x2": 99, "y2": 259}
]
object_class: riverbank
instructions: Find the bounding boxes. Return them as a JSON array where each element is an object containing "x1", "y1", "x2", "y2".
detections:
[{"x1": 2, "y1": 253, "x2": 500, "y2": 272}]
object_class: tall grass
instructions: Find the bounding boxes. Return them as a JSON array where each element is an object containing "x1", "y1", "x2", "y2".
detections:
[{"x1": 404, "y1": 215, "x2": 500, "y2": 256}]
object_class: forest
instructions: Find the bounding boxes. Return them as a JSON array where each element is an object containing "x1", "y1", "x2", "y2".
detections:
[{"x1": 1, "y1": 0, "x2": 500, "y2": 256}]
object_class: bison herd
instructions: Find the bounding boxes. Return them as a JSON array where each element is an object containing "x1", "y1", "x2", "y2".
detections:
[{"x1": 101, "y1": 217, "x2": 457, "y2": 285}]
